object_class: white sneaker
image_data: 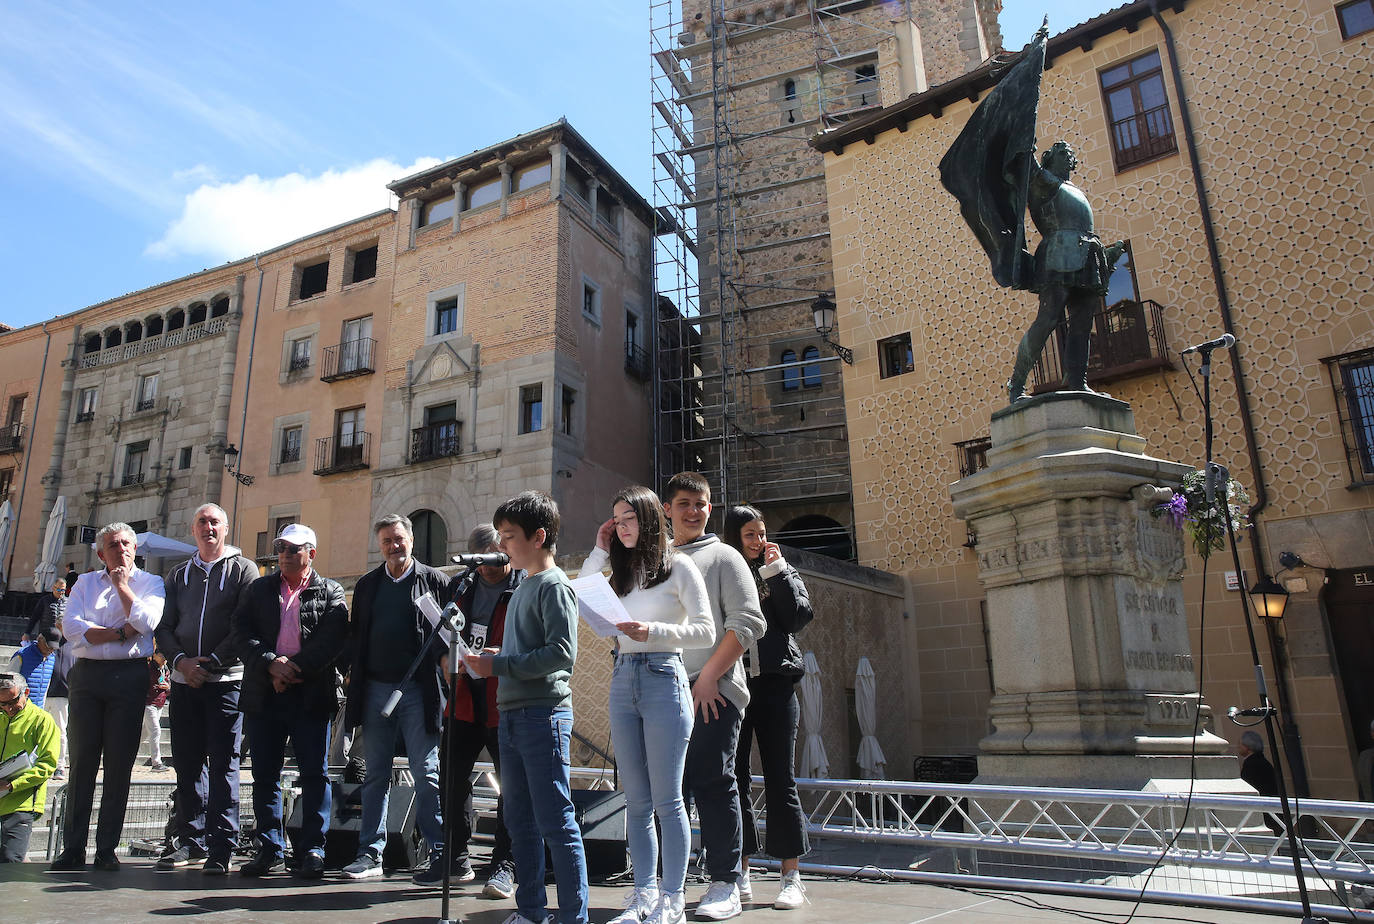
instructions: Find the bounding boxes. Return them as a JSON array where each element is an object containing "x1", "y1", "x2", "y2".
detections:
[
  {"x1": 693, "y1": 880, "x2": 741, "y2": 920},
  {"x1": 498, "y1": 914, "x2": 553, "y2": 924},
  {"x1": 773, "y1": 870, "x2": 807, "y2": 910},
  {"x1": 737, "y1": 869, "x2": 752, "y2": 902},
  {"x1": 607, "y1": 884, "x2": 660, "y2": 924},
  {"x1": 647, "y1": 892, "x2": 686, "y2": 924}
]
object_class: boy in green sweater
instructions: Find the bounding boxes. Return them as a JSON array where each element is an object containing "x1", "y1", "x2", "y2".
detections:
[{"x1": 468, "y1": 491, "x2": 587, "y2": 924}]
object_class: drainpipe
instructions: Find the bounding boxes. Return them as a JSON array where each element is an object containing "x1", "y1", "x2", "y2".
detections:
[
  {"x1": 230, "y1": 260, "x2": 265, "y2": 542},
  {"x1": 1151, "y1": 2, "x2": 1308, "y2": 797}
]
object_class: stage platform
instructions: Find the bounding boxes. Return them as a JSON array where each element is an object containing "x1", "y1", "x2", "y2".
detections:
[{"x1": 1, "y1": 854, "x2": 1299, "y2": 924}]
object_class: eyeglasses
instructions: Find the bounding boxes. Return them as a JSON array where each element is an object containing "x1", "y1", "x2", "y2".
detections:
[
  {"x1": 0, "y1": 693, "x2": 24, "y2": 712},
  {"x1": 273, "y1": 541, "x2": 310, "y2": 555}
]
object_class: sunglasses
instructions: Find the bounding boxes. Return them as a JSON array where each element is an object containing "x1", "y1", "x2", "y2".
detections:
[
  {"x1": 0, "y1": 693, "x2": 24, "y2": 711},
  {"x1": 273, "y1": 541, "x2": 310, "y2": 555}
]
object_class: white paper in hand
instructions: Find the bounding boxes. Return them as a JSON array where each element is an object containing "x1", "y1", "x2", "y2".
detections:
[
  {"x1": 416, "y1": 594, "x2": 452, "y2": 647},
  {"x1": 569, "y1": 571, "x2": 631, "y2": 638}
]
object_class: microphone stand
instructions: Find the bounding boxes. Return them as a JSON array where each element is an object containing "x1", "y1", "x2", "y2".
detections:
[
  {"x1": 1197, "y1": 344, "x2": 1326, "y2": 923},
  {"x1": 378, "y1": 581, "x2": 470, "y2": 924}
]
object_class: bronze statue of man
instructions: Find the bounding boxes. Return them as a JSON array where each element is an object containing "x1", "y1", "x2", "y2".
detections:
[
  {"x1": 1009, "y1": 141, "x2": 1125, "y2": 402},
  {"x1": 938, "y1": 23, "x2": 1124, "y2": 405}
]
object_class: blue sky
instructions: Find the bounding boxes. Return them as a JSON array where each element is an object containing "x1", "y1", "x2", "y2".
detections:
[{"x1": 0, "y1": 0, "x2": 1116, "y2": 330}]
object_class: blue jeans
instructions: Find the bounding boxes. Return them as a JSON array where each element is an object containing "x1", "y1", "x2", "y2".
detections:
[
  {"x1": 359, "y1": 679, "x2": 443, "y2": 860},
  {"x1": 169, "y1": 680, "x2": 242, "y2": 859},
  {"x1": 610, "y1": 652, "x2": 693, "y2": 894},
  {"x1": 499, "y1": 705, "x2": 588, "y2": 924},
  {"x1": 243, "y1": 686, "x2": 332, "y2": 858},
  {"x1": 684, "y1": 696, "x2": 743, "y2": 884}
]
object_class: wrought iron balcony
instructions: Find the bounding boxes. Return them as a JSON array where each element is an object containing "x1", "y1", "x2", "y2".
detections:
[
  {"x1": 0, "y1": 423, "x2": 25, "y2": 452},
  {"x1": 409, "y1": 422, "x2": 462, "y2": 464},
  {"x1": 954, "y1": 436, "x2": 991, "y2": 478},
  {"x1": 1031, "y1": 299, "x2": 1173, "y2": 393},
  {"x1": 121, "y1": 470, "x2": 146, "y2": 487},
  {"x1": 288, "y1": 354, "x2": 312, "y2": 372},
  {"x1": 313, "y1": 432, "x2": 371, "y2": 475},
  {"x1": 625, "y1": 343, "x2": 651, "y2": 381},
  {"x1": 1109, "y1": 104, "x2": 1177, "y2": 171},
  {"x1": 320, "y1": 338, "x2": 376, "y2": 381},
  {"x1": 75, "y1": 411, "x2": 95, "y2": 424},
  {"x1": 279, "y1": 443, "x2": 302, "y2": 465},
  {"x1": 135, "y1": 397, "x2": 156, "y2": 412}
]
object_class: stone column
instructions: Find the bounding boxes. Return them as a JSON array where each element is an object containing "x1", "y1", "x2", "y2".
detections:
[
  {"x1": 950, "y1": 393, "x2": 1238, "y2": 792},
  {"x1": 499, "y1": 163, "x2": 513, "y2": 218}
]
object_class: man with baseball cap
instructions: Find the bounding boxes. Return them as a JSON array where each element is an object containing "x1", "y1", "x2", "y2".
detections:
[{"x1": 231, "y1": 523, "x2": 348, "y2": 879}]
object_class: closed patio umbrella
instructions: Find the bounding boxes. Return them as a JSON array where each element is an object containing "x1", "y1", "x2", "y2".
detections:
[
  {"x1": 0, "y1": 500, "x2": 13, "y2": 589},
  {"x1": 855, "y1": 656, "x2": 887, "y2": 779},
  {"x1": 799, "y1": 650, "x2": 829, "y2": 778},
  {"x1": 33, "y1": 495, "x2": 67, "y2": 592}
]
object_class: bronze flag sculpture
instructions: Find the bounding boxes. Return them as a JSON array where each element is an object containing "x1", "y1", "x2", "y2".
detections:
[{"x1": 939, "y1": 22, "x2": 1125, "y2": 405}]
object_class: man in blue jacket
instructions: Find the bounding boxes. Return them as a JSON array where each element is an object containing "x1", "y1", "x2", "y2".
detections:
[
  {"x1": 8, "y1": 628, "x2": 59, "y2": 708},
  {"x1": 154, "y1": 503, "x2": 257, "y2": 874}
]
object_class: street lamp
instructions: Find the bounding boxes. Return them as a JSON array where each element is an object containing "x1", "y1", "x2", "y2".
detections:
[
  {"x1": 811, "y1": 293, "x2": 854, "y2": 365},
  {"x1": 224, "y1": 444, "x2": 255, "y2": 487},
  {"x1": 1248, "y1": 573, "x2": 1289, "y2": 620}
]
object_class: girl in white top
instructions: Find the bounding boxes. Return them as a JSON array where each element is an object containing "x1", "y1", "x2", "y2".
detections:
[{"x1": 582, "y1": 485, "x2": 713, "y2": 924}]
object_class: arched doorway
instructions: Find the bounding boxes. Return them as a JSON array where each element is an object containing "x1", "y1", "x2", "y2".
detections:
[
  {"x1": 409, "y1": 509, "x2": 449, "y2": 567},
  {"x1": 776, "y1": 514, "x2": 853, "y2": 561}
]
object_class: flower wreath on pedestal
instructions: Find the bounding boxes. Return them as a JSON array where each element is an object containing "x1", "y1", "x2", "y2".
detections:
[{"x1": 1152, "y1": 468, "x2": 1251, "y2": 560}]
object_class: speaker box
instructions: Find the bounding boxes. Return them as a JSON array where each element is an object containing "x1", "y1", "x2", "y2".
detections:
[
  {"x1": 287, "y1": 779, "x2": 424, "y2": 870},
  {"x1": 545, "y1": 788, "x2": 628, "y2": 880}
]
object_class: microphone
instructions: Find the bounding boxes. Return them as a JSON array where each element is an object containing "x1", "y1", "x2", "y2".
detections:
[
  {"x1": 452, "y1": 552, "x2": 510, "y2": 568},
  {"x1": 1182, "y1": 332, "x2": 1236, "y2": 354},
  {"x1": 1227, "y1": 705, "x2": 1272, "y2": 719}
]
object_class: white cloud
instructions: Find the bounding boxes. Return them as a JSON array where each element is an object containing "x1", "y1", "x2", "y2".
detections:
[{"x1": 146, "y1": 157, "x2": 443, "y2": 261}]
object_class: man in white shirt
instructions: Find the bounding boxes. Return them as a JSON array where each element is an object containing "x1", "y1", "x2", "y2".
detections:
[{"x1": 50, "y1": 522, "x2": 166, "y2": 872}]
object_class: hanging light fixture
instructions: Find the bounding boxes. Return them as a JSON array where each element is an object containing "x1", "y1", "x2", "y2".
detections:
[
  {"x1": 1248, "y1": 573, "x2": 1288, "y2": 620},
  {"x1": 811, "y1": 292, "x2": 853, "y2": 364}
]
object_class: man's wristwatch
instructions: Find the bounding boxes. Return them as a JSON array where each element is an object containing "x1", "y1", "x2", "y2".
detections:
[{"x1": 115, "y1": 625, "x2": 128, "y2": 643}]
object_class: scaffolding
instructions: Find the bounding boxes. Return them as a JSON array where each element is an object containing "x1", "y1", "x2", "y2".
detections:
[{"x1": 651, "y1": 0, "x2": 905, "y2": 558}]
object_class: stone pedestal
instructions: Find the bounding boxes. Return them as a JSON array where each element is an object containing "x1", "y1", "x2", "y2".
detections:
[{"x1": 950, "y1": 392, "x2": 1241, "y2": 792}]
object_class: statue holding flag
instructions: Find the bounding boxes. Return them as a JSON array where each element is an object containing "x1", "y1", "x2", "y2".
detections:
[{"x1": 938, "y1": 22, "x2": 1125, "y2": 405}]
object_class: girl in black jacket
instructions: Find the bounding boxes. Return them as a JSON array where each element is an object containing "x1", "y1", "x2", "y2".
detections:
[{"x1": 723, "y1": 505, "x2": 814, "y2": 911}]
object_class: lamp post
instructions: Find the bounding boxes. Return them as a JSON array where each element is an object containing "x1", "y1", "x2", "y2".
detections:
[
  {"x1": 811, "y1": 293, "x2": 854, "y2": 365},
  {"x1": 1248, "y1": 573, "x2": 1289, "y2": 621},
  {"x1": 224, "y1": 444, "x2": 254, "y2": 487}
]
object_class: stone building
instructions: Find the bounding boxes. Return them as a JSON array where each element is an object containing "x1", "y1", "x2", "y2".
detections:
[
  {"x1": 813, "y1": 0, "x2": 1374, "y2": 797},
  {"x1": 651, "y1": 0, "x2": 1001, "y2": 555},
  {"x1": 0, "y1": 120, "x2": 658, "y2": 589}
]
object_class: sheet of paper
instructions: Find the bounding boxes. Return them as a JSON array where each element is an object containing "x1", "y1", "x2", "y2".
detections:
[
  {"x1": 569, "y1": 571, "x2": 631, "y2": 638},
  {"x1": 417, "y1": 593, "x2": 481, "y2": 677}
]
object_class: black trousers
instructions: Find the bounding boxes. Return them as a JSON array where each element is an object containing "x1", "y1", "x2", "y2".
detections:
[
  {"x1": 441, "y1": 718, "x2": 512, "y2": 867},
  {"x1": 683, "y1": 696, "x2": 743, "y2": 884},
  {"x1": 735, "y1": 674, "x2": 809, "y2": 860},
  {"x1": 63, "y1": 658, "x2": 149, "y2": 857}
]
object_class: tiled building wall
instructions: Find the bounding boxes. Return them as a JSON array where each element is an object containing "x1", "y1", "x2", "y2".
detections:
[{"x1": 822, "y1": 0, "x2": 1373, "y2": 795}]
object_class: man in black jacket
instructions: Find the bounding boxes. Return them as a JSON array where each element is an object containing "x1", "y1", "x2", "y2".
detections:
[
  {"x1": 232, "y1": 523, "x2": 348, "y2": 879},
  {"x1": 23, "y1": 579, "x2": 66, "y2": 641},
  {"x1": 341, "y1": 513, "x2": 451, "y2": 883},
  {"x1": 153, "y1": 503, "x2": 257, "y2": 874}
]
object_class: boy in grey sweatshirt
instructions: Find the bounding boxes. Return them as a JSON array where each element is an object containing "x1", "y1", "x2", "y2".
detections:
[{"x1": 664, "y1": 473, "x2": 765, "y2": 921}]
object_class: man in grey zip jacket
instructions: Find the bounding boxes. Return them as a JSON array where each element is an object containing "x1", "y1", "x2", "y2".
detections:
[
  {"x1": 664, "y1": 472, "x2": 765, "y2": 921},
  {"x1": 153, "y1": 504, "x2": 257, "y2": 874}
]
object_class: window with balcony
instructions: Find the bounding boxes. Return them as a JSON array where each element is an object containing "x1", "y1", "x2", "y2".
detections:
[
  {"x1": 625, "y1": 310, "x2": 650, "y2": 379},
  {"x1": 76, "y1": 387, "x2": 97, "y2": 423},
  {"x1": 0, "y1": 468, "x2": 12, "y2": 501},
  {"x1": 519, "y1": 384, "x2": 543, "y2": 434},
  {"x1": 210, "y1": 296, "x2": 230, "y2": 318},
  {"x1": 879, "y1": 333, "x2": 915, "y2": 379},
  {"x1": 954, "y1": 436, "x2": 991, "y2": 478},
  {"x1": 322, "y1": 316, "x2": 375, "y2": 381},
  {"x1": 1324, "y1": 348, "x2": 1374, "y2": 486},
  {"x1": 596, "y1": 191, "x2": 618, "y2": 231},
  {"x1": 411, "y1": 403, "x2": 461, "y2": 463},
  {"x1": 297, "y1": 259, "x2": 329, "y2": 300},
  {"x1": 136, "y1": 374, "x2": 158, "y2": 412},
  {"x1": 280, "y1": 426, "x2": 303, "y2": 464},
  {"x1": 566, "y1": 161, "x2": 592, "y2": 203},
  {"x1": 123, "y1": 440, "x2": 149, "y2": 486},
  {"x1": 1100, "y1": 50, "x2": 1177, "y2": 171},
  {"x1": 289, "y1": 337, "x2": 312, "y2": 372},
  {"x1": 314, "y1": 407, "x2": 370, "y2": 474},
  {"x1": 1338, "y1": 0, "x2": 1374, "y2": 38},
  {"x1": 189, "y1": 302, "x2": 207, "y2": 325}
]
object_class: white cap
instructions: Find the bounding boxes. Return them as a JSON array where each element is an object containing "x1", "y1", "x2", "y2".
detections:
[{"x1": 277, "y1": 523, "x2": 317, "y2": 547}]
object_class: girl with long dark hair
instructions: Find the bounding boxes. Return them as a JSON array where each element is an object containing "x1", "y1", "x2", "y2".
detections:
[
  {"x1": 723, "y1": 505, "x2": 814, "y2": 910},
  {"x1": 582, "y1": 485, "x2": 715, "y2": 924}
]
